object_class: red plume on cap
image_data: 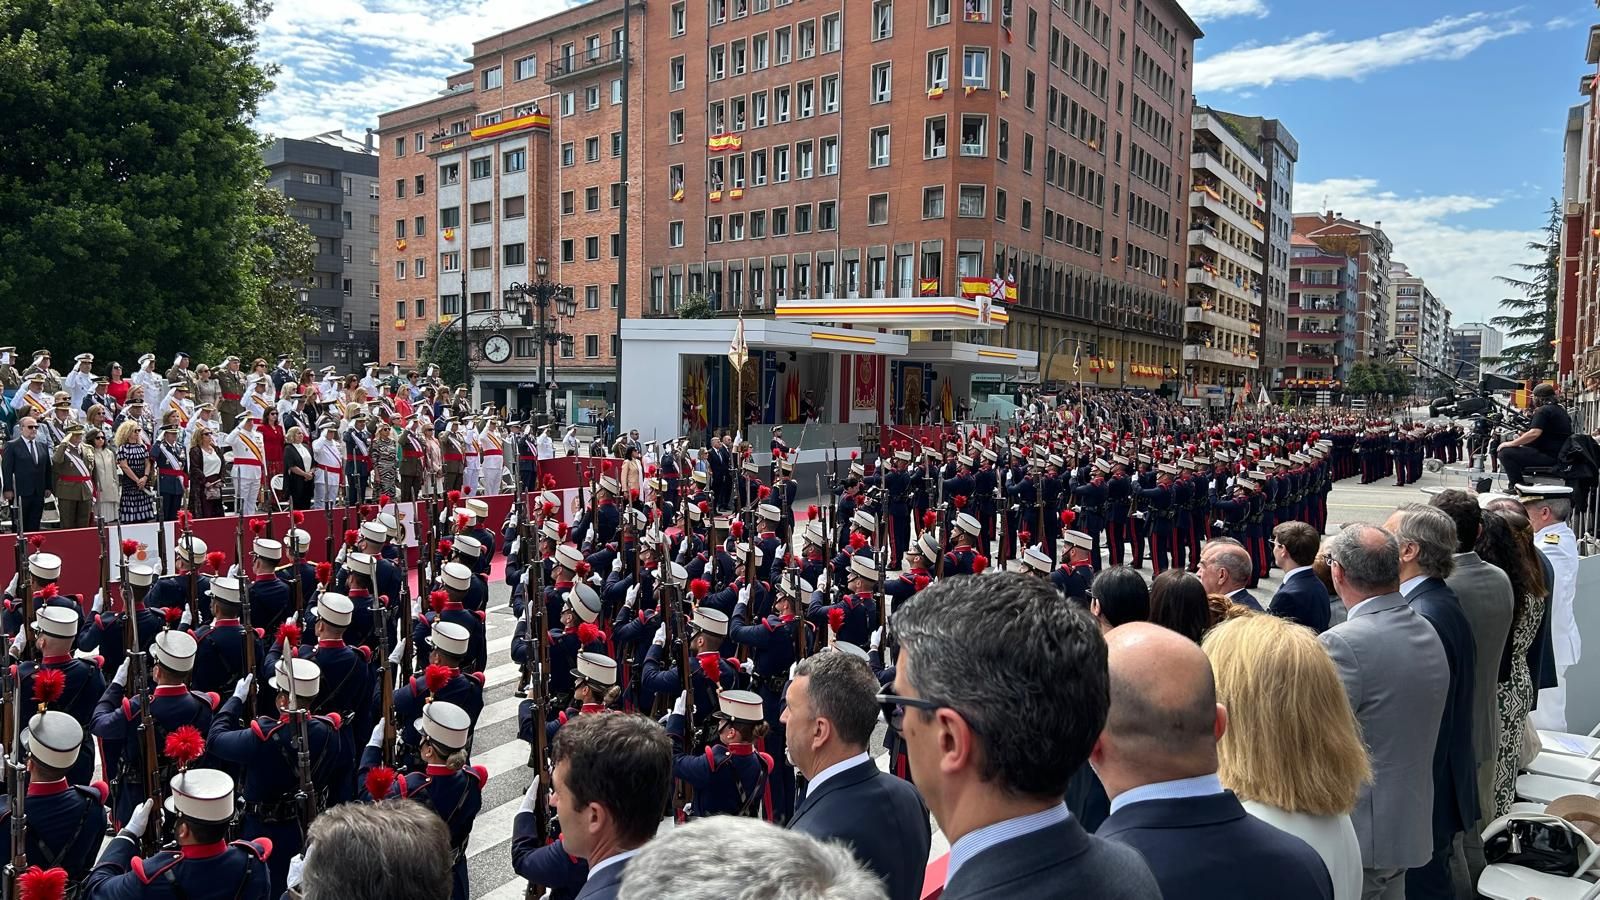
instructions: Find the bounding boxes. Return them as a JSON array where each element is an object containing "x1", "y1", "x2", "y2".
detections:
[
  {"x1": 542, "y1": 501, "x2": 557, "y2": 516},
  {"x1": 971, "y1": 553, "x2": 989, "y2": 575},
  {"x1": 447, "y1": 490, "x2": 462, "y2": 504},
  {"x1": 921, "y1": 511, "x2": 937, "y2": 529},
  {"x1": 849, "y1": 450, "x2": 859, "y2": 460},
  {"x1": 26, "y1": 535, "x2": 44, "y2": 552},
  {"x1": 575, "y1": 561, "x2": 592, "y2": 578},
  {"x1": 455, "y1": 514, "x2": 470, "y2": 532},
  {"x1": 361, "y1": 505, "x2": 377, "y2": 520},
  {"x1": 827, "y1": 607, "x2": 845, "y2": 632},
  {"x1": 276, "y1": 622, "x2": 302, "y2": 648},
  {"x1": 953, "y1": 495, "x2": 967, "y2": 509},
  {"x1": 462, "y1": 486, "x2": 473, "y2": 496},
  {"x1": 205, "y1": 551, "x2": 226, "y2": 573},
  {"x1": 344, "y1": 529, "x2": 360, "y2": 547},
  {"x1": 249, "y1": 518, "x2": 266, "y2": 536},
  {"x1": 315, "y1": 561, "x2": 333, "y2": 585},
  {"x1": 689, "y1": 578, "x2": 710, "y2": 599},
  {"x1": 291, "y1": 510, "x2": 306, "y2": 526},
  {"x1": 163, "y1": 606, "x2": 182, "y2": 626},
  {"x1": 424, "y1": 664, "x2": 452, "y2": 693},
  {"x1": 913, "y1": 574, "x2": 931, "y2": 591},
  {"x1": 18, "y1": 866, "x2": 67, "y2": 900},
  {"x1": 428, "y1": 590, "x2": 449, "y2": 611},
  {"x1": 698, "y1": 500, "x2": 710, "y2": 514},
  {"x1": 757, "y1": 485, "x2": 771, "y2": 500},
  {"x1": 1020, "y1": 530, "x2": 1032, "y2": 545},
  {"x1": 848, "y1": 532, "x2": 866, "y2": 550},
  {"x1": 729, "y1": 520, "x2": 745, "y2": 538},
  {"x1": 807, "y1": 505, "x2": 820, "y2": 520},
  {"x1": 175, "y1": 510, "x2": 191, "y2": 528},
  {"x1": 39, "y1": 584, "x2": 58, "y2": 600},
  {"x1": 162, "y1": 725, "x2": 205, "y2": 768},
  {"x1": 644, "y1": 464, "x2": 658, "y2": 478},
  {"x1": 119, "y1": 539, "x2": 139, "y2": 557},
  {"x1": 365, "y1": 766, "x2": 398, "y2": 801},
  {"x1": 437, "y1": 540, "x2": 453, "y2": 557},
  {"x1": 542, "y1": 474, "x2": 557, "y2": 489},
  {"x1": 576, "y1": 622, "x2": 601, "y2": 646},
  {"x1": 697, "y1": 652, "x2": 722, "y2": 683},
  {"x1": 1060, "y1": 509, "x2": 1076, "y2": 527},
  {"x1": 32, "y1": 669, "x2": 65, "y2": 707},
  {"x1": 379, "y1": 494, "x2": 393, "y2": 507}
]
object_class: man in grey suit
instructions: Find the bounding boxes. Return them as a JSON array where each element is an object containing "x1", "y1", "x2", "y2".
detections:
[
  {"x1": 1319, "y1": 523, "x2": 1450, "y2": 900},
  {"x1": 889, "y1": 573, "x2": 1160, "y2": 900}
]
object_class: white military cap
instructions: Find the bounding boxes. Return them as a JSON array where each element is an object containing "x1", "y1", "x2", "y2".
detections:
[
  {"x1": 465, "y1": 498, "x2": 490, "y2": 519},
  {"x1": 802, "y1": 520, "x2": 827, "y2": 546},
  {"x1": 555, "y1": 544, "x2": 585, "y2": 571},
  {"x1": 378, "y1": 513, "x2": 402, "y2": 539},
  {"x1": 359, "y1": 521, "x2": 389, "y2": 545},
  {"x1": 176, "y1": 535, "x2": 208, "y2": 563},
  {"x1": 1064, "y1": 530, "x2": 1095, "y2": 550},
  {"x1": 166, "y1": 769, "x2": 236, "y2": 823},
  {"x1": 715, "y1": 689, "x2": 765, "y2": 723},
  {"x1": 849, "y1": 554, "x2": 879, "y2": 583},
  {"x1": 734, "y1": 543, "x2": 765, "y2": 566},
  {"x1": 848, "y1": 462, "x2": 865, "y2": 477},
  {"x1": 317, "y1": 592, "x2": 354, "y2": 627},
  {"x1": 1092, "y1": 459, "x2": 1112, "y2": 474},
  {"x1": 757, "y1": 503, "x2": 782, "y2": 521},
  {"x1": 452, "y1": 534, "x2": 483, "y2": 558},
  {"x1": 152, "y1": 630, "x2": 199, "y2": 672},
  {"x1": 1023, "y1": 545, "x2": 1053, "y2": 573},
  {"x1": 567, "y1": 582, "x2": 602, "y2": 623},
  {"x1": 691, "y1": 607, "x2": 730, "y2": 636},
  {"x1": 28, "y1": 553, "x2": 62, "y2": 581},
  {"x1": 597, "y1": 475, "x2": 620, "y2": 494},
  {"x1": 661, "y1": 561, "x2": 689, "y2": 586},
  {"x1": 1157, "y1": 464, "x2": 1179, "y2": 476},
  {"x1": 34, "y1": 606, "x2": 79, "y2": 639},
  {"x1": 851, "y1": 510, "x2": 877, "y2": 533},
  {"x1": 418, "y1": 700, "x2": 471, "y2": 751},
  {"x1": 440, "y1": 562, "x2": 473, "y2": 591},
  {"x1": 832, "y1": 641, "x2": 869, "y2": 662},
  {"x1": 954, "y1": 512, "x2": 982, "y2": 536},
  {"x1": 253, "y1": 538, "x2": 283, "y2": 561},
  {"x1": 1516, "y1": 483, "x2": 1575, "y2": 501},
  {"x1": 126, "y1": 562, "x2": 158, "y2": 588},
  {"x1": 284, "y1": 528, "x2": 312, "y2": 554},
  {"x1": 429, "y1": 621, "x2": 470, "y2": 656},
  {"x1": 894, "y1": 448, "x2": 913, "y2": 462},
  {"x1": 209, "y1": 576, "x2": 242, "y2": 606},
  {"x1": 691, "y1": 469, "x2": 709, "y2": 484},
  {"x1": 572, "y1": 651, "x2": 619, "y2": 686},
  {"x1": 539, "y1": 520, "x2": 564, "y2": 543},
  {"x1": 25, "y1": 710, "x2": 82, "y2": 770},
  {"x1": 346, "y1": 551, "x2": 376, "y2": 577},
  {"x1": 269, "y1": 657, "x2": 321, "y2": 697},
  {"x1": 914, "y1": 531, "x2": 940, "y2": 560}
]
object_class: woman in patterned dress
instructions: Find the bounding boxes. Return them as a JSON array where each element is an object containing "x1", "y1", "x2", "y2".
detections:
[
  {"x1": 372, "y1": 421, "x2": 400, "y2": 501},
  {"x1": 113, "y1": 419, "x2": 155, "y2": 523},
  {"x1": 1479, "y1": 508, "x2": 1550, "y2": 816}
]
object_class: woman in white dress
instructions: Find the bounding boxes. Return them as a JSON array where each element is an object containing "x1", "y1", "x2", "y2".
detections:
[
  {"x1": 88, "y1": 428, "x2": 120, "y2": 523},
  {"x1": 1202, "y1": 613, "x2": 1369, "y2": 900}
]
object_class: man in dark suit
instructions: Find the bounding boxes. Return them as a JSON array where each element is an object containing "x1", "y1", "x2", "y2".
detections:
[
  {"x1": 2, "y1": 416, "x2": 51, "y2": 530},
  {"x1": 514, "y1": 712, "x2": 673, "y2": 900},
  {"x1": 1268, "y1": 521, "x2": 1333, "y2": 633},
  {"x1": 784, "y1": 651, "x2": 929, "y2": 900},
  {"x1": 1197, "y1": 538, "x2": 1262, "y2": 610},
  {"x1": 1385, "y1": 504, "x2": 1478, "y2": 900},
  {"x1": 1094, "y1": 622, "x2": 1333, "y2": 900},
  {"x1": 890, "y1": 574, "x2": 1160, "y2": 900},
  {"x1": 708, "y1": 435, "x2": 732, "y2": 512}
]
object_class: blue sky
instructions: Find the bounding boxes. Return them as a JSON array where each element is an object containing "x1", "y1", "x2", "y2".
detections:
[{"x1": 255, "y1": 0, "x2": 1591, "y2": 325}]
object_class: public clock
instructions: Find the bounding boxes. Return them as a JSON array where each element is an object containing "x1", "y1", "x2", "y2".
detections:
[{"x1": 482, "y1": 333, "x2": 513, "y2": 364}]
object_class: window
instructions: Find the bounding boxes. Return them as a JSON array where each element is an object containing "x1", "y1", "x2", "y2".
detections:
[
  {"x1": 503, "y1": 149, "x2": 526, "y2": 173},
  {"x1": 958, "y1": 184, "x2": 985, "y2": 217},
  {"x1": 482, "y1": 66, "x2": 502, "y2": 89},
  {"x1": 729, "y1": 213, "x2": 746, "y2": 240},
  {"x1": 439, "y1": 164, "x2": 459, "y2": 186},
  {"x1": 869, "y1": 126, "x2": 890, "y2": 167},
  {"x1": 611, "y1": 130, "x2": 622, "y2": 157},
  {"x1": 414, "y1": 174, "x2": 426, "y2": 195},
  {"x1": 585, "y1": 335, "x2": 599, "y2": 359},
  {"x1": 668, "y1": 110, "x2": 684, "y2": 144},
  {"x1": 771, "y1": 206, "x2": 788, "y2": 235},
  {"x1": 343, "y1": 278, "x2": 353, "y2": 296},
  {"x1": 871, "y1": 62, "x2": 892, "y2": 102},
  {"x1": 818, "y1": 200, "x2": 836, "y2": 230},
  {"x1": 561, "y1": 92, "x2": 575, "y2": 116},
  {"x1": 585, "y1": 186, "x2": 600, "y2": 211},
  {"x1": 710, "y1": 44, "x2": 726, "y2": 79},
  {"x1": 868, "y1": 193, "x2": 888, "y2": 225},
  {"x1": 964, "y1": 0, "x2": 988, "y2": 21},
  {"x1": 611, "y1": 182, "x2": 625, "y2": 207},
  {"x1": 751, "y1": 149, "x2": 767, "y2": 185},
  {"x1": 794, "y1": 203, "x2": 811, "y2": 233},
  {"x1": 776, "y1": 26, "x2": 791, "y2": 64},
  {"x1": 924, "y1": 116, "x2": 947, "y2": 158},
  {"x1": 585, "y1": 236, "x2": 600, "y2": 260},
  {"x1": 515, "y1": 55, "x2": 537, "y2": 80},
  {"x1": 560, "y1": 239, "x2": 574, "y2": 262},
  {"x1": 470, "y1": 248, "x2": 491, "y2": 269},
  {"x1": 997, "y1": 120, "x2": 1009, "y2": 162},
  {"x1": 962, "y1": 47, "x2": 988, "y2": 87},
  {"x1": 395, "y1": 260, "x2": 407, "y2": 280},
  {"x1": 923, "y1": 185, "x2": 945, "y2": 218},
  {"x1": 611, "y1": 78, "x2": 623, "y2": 105},
  {"x1": 820, "y1": 74, "x2": 838, "y2": 113},
  {"x1": 751, "y1": 91, "x2": 767, "y2": 127},
  {"x1": 822, "y1": 13, "x2": 840, "y2": 51},
  {"x1": 393, "y1": 137, "x2": 405, "y2": 157},
  {"x1": 671, "y1": 1, "x2": 686, "y2": 34},
  {"x1": 415, "y1": 298, "x2": 426, "y2": 319},
  {"x1": 585, "y1": 136, "x2": 600, "y2": 161},
  {"x1": 670, "y1": 56, "x2": 685, "y2": 90},
  {"x1": 413, "y1": 215, "x2": 425, "y2": 236},
  {"x1": 441, "y1": 294, "x2": 460, "y2": 316},
  {"x1": 470, "y1": 201, "x2": 491, "y2": 224},
  {"x1": 440, "y1": 206, "x2": 460, "y2": 228},
  {"x1": 415, "y1": 132, "x2": 424, "y2": 152},
  {"x1": 872, "y1": 0, "x2": 893, "y2": 38},
  {"x1": 394, "y1": 219, "x2": 406, "y2": 239},
  {"x1": 795, "y1": 140, "x2": 814, "y2": 179},
  {"x1": 820, "y1": 135, "x2": 838, "y2": 174},
  {"x1": 440, "y1": 251, "x2": 460, "y2": 273},
  {"x1": 300, "y1": 171, "x2": 322, "y2": 185},
  {"x1": 611, "y1": 284, "x2": 621, "y2": 308},
  {"x1": 394, "y1": 178, "x2": 405, "y2": 199},
  {"x1": 585, "y1": 285, "x2": 600, "y2": 309},
  {"x1": 369, "y1": 181, "x2": 379, "y2": 199},
  {"x1": 503, "y1": 195, "x2": 525, "y2": 219},
  {"x1": 773, "y1": 144, "x2": 789, "y2": 182},
  {"x1": 928, "y1": 0, "x2": 949, "y2": 25},
  {"x1": 797, "y1": 80, "x2": 814, "y2": 117},
  {"x1": 753, "y1": 32, "x2": 769, "y2": 69},
  {"x1": 670, "y1": 221, "x2": 684, "y2": 247},
  {"x1": 561, "y1": 191, "x2": 575, "y2": 214},
  {"x1": 774, "y1": 85, "x2": 790, "y2": 122},
  {"x1": 561, "y1": 143, "x2": 576, "y2": 166},
  {"x1": 585, "y1": 85, "x2": 600, "y2": 110},
  {"x1": 750, "y1": 210, "x2": 767, "y2": 237},
  {"x1": 927, "y1": 49, "x2": 949, "y2": 90},
  {"x1": 470, "y1": 157, "x2": 492, "y2": 179},
  {"x1": 707, "y1": 216, "x2": 723, "y2": 243},
  {"x1": 960, "y1": 114, "x2": 986, "y2": 156}
]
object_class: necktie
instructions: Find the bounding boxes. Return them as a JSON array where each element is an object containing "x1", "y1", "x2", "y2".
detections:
[{"x1": 29, "y1": 441, "x2": 37, "y2": 466}]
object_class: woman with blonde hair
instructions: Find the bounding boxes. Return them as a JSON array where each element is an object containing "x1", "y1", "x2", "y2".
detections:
[
  {"x1": 1203, "y1": 613, "x2": 1368, "y2": 900},
  {"x1": 113, "y1": 418, "x2": 155, "y2": 524}
]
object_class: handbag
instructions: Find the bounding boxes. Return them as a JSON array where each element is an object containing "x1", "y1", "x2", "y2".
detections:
[{"x1": 1482, "y1": 811, "x2": 1597, "y2": 876}]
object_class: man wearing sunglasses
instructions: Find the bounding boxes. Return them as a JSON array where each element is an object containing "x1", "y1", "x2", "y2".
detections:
[
  {"x1": 884, "y1": 573, "x2": 1159, "y2": 900},
  {"x1": 2, "y1": 415, "x2": 52, "y2": 530}
]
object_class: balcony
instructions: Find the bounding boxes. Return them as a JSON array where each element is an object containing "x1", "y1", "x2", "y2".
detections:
[
  {"x1": 1188, "y1": 228, "x2": 1261, "y2": 273},
  {"x1": 1289, "y1": 329, "x2": 1340, "y2": 343},
  {"x1": 1183, "y1": 305, "x2": 1251, "y2": 334},
  {"x1": 295, "y1": 216, "x2": 344, "y2": 239},
  {"x1": 1188, "y1": 189, "x2": 1265, "y2": 241},
  {"x1": 276, "y1": 178, "x2": 344, "y2": 205},
  {"x1": 1183, "y1": 344, "x2": 1256, "y2": 367},
  {"x1": 547, "y1": 44, "x2": 628, "y2": 84},
  {"x1": 1191, "y1": 150, "x2": 1263, "y2": 208},
  {"x1": 1186, "y1": 265, "x2": 1254, "y2": 303}
]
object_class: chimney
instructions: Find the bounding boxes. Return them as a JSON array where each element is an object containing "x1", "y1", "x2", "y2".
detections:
[{"x1": 364, "y1": 128, "x2": 375, "y2": 153}]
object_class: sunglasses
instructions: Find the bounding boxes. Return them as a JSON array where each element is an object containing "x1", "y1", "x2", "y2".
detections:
[{"x1": 875, "y1": 690, "x2": 957, "y2": 732}]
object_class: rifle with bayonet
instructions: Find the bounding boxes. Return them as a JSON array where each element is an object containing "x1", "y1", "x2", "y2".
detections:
[
  {"x1": 286, "y1": 647, "x2": 317, "y2": 841},
  {"x1": 2, "y1": 583, "x2": 27, "y2": 900},
  {"x1": 120, "y1": 541, "x2": 161, "y2": 856},
  {"x1": 236, "y1": 505, "x2": 257, "y2": 711}
]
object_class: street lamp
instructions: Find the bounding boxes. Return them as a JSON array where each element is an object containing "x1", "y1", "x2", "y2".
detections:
[{"x1": 505, "y1": 256, "x2": 574, "y2": 425}]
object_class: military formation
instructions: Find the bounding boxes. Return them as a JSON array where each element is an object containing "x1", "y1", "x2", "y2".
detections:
[{"x1": 0, "y1": 348, "x2": 1453, "y2": 900}]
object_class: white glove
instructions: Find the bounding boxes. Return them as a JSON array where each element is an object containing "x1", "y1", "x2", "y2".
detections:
[
  {"x1": 3, "y1": 573, "x2": 15, "y2": 596},
  {"x1": 509, "y1": 537, "x2": 521, "y2": 558},
  {"x1": 123, "y1": 799, "x2": 154, "y2": 838},
  {"x1": 739, "y1": 658, "x2": 755, "y2": 675},
  {"x1": 410, "y1": 596, "x2": 423, "y2": 618},
  {"x1": 738, "y1": 585, "x2": 750, "y2": 606},
  {"x1": 335, "y1": 545, "x2": 349, "y2": 565},
  {"x1": 870, "y1": 627, "x2": 882, "y2": 652},
  {"x1": 367, "y1": 721, "x2": 384, "y2": 749},
  {"x1": 652, "y1": 623, "x2": 667, "y2": 647},
  {"x1": 611, "y1": 556, "x2": 623, "y2": 574},
  {"x1": 112, "y1": 658, "x2": 130, "y2": 687},
  {"x1": 91, "y1": 591, "x2": 104, "y2": 614},
  {"x1": 587, "y1": 573, "x2": 603, "y2": 587},
  {"x1": 286, "y1": 850, "x2": 308, "y2": 892},
  {"x1": 624, "y1": 584, "x2": 639, "y2": 610},
  {"x1": 1213, "y1": 519, "x2": 1225, "y2": 530},
  {"x1": 388, "y1": 641, "x2": 404, "y2": 665},
  {"x1": 671, "y1": 692, "x2": 687, "y2": 717},
  {"x1": 8, "y1": 632, "x2": 24, "y2": 657},
  {"x1": 231, "y1": 674, "x2": 253, "y2": 703},
  {"x1": 519, "y1": 776, "x2": 543, "y2": 814}
]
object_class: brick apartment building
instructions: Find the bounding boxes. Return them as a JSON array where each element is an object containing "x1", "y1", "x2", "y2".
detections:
[
  {"x1": 1284, "y1": 232, "x2": 1356, "y2": 389},
  {"x1": 1292, "y1": 211, "x2": 1393, "y2": 363},
  {"x1": 379, "y1": 0, "x2": 1202, "y2": 421}
]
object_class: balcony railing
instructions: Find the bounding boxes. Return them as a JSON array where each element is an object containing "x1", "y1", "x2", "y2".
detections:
[{"x1": 548, "y1": 43, "x2": 629, "y2": 83}]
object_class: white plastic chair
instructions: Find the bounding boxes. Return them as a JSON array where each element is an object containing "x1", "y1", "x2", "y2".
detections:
[
  {"x1": 1478, "y1": 812, "x2": 1600, "y2": 900},
  {"x1": 1518, "y1": 773, "x2": 1600, "y2": 805},
  {"x1": 1542, "y1": 724, "x2": 1600, "y2": 758},
  {"x1": 1529, "y1": 752, "x2": 1600, "y2": 784}
]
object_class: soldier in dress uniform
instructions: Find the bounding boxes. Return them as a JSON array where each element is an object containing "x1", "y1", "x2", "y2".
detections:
[
  {"x1": 79, "y1": 562, "x2": 168, "y2": 683},
  {"x1": 215, "y1": 357, "x2": 245, "y2": 432},
  {"x1": 25, "y1": 349, "x2": 63, "y2": 394},
  {"x1": 460, "y1": 498, "x2": 498, "y2": 571},
  {"x1": 207, "y1": 658, "x2": 350, "y2": 898},
  {"x1": 268, "y1": 592, "x2": 372, "y2": 754},
  {"x1": 399, "y1": 419, "x2": 426, "y2": 502},
  {"x1": 82, "y1": 767, "x2": 273, "y2": 900},
  {"x1": 0, "y1": 346, "x2": 22, "y2": 395},
  {"x1": 1069, "y1": 459, "x2": 1111, "y2": 573},
  {"x1": 148, "y1": 536, "x2": 211, "y2": 624},
  {"x1": 415, "y1": 562, "x2": 489, "y2": 674},
  {"x1": 65, "y1": 353, "x2": 97, "y2": 411},
  {"x1": 478, "y1": 418, "x2": 506, "y2": 496},
  {"x1": 163, "y1": 354, "x2": 196, "y2": 396},
  {"x1": 226, "y1": 415, "x2": 267, "y2": 516},
  {"x1": 20, "y1": 606, "x2": 107, "y2": 785},
  {"x1": 771, "y1": 457, "x2": 798, "y2": 546},
  {"x1": 438, "y1": 418, "x2": 466, "y2": 494},
  {"x1": 343, "y1": 412, "x2": 372, "y2": 507},
  {"x1": 519, "y1": 650, "x2": 623, "y2": 747},
  {"x1": 49, "y1": 421, "x2": 95, "y2": 528},
  {"x1": 0, "y1": 710, "x2": 109, "y2": 888},
  {"x1": 808, "y1": 554, "x2": 878, "y2": 649},
  {"x1": 241, "y1": 539, "x2": 291, "y2": 641},
  {"x1": 1104, "y1": 455, "x2": 1133, "y2": 567},
  {"x1": 357, "y1": 701, "x2": 486, "y2": 900},
  {"x1": 189, "y1": 577, "x2": 264, "y2": 699},
  {"x1": 91, "y1": 630, "x2": 218, "y2": 829},
  {"x1": 751, "y1": 503, "x2": 785, "y2": 585},
  {"x1": 642, "y1": 606, "x2": 737, "y2": 734},
  {"x1": 665, "y1": 689, "x2": 776, "y2": 820},
  {"x1": 569, "y1": 476, "x2": 621, "y2": 551},
  {"x1": 1049, "y1": 531, "x2": 1097, "y2": 605},
  {"x1": 942, "y1": 512, "x2": 984, "y2": 576},
  {"x1": 1138, "y1": 463, "x2": 1178, "y2": 577},
  {"x1": 389, "y1": 621, "x2": 486, "y2": 757}
]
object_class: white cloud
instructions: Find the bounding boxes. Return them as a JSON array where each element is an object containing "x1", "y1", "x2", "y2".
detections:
[
  {"x1": 254, "y1": 0, "x2": 580, "y2": 138},
  {"x1": 1194, "y1": 11, "x2": 1529, "y2": 93},
  {"x1": 1182, "y1": 0, "x2": 1268, "y2": 22},
  {"x1": 1295, "y1": 177, "x2": 1546, "y2": 324},
  {"x1": 1546, "y1": 15, "x2": 1578, "y2": 31}
]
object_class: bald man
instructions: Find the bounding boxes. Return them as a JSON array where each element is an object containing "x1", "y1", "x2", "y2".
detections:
[
  {"x1": 1197, "y1": 539, "x2": 1260, "y2": 611},
  {"x1": 1093, "y1": 623, "x2": 1332, "y2": 900}
]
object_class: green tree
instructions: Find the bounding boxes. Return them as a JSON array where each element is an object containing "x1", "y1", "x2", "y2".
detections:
[
  {"x1": 210, "y1": 181, "x2": 315, "y2": 365},
  {"x1": 0, "y1": 0, "x2": 276, "y2": 362},
  {"x1": 1488, "y1": 199, "x2": 1559, "y2": 380},
  {"x1": 677, "y1": 292, "x2": 713, "y2": 319},
  {"x1": 418, "y1": 322, "x2": 465, "y2": 387}
]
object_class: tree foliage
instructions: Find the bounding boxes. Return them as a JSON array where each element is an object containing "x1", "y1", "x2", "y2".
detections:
[
  {"x1": 1346, "y1": 360, "x2": 1410, "y2": 398},
  {"x1": 0, "y1": 0, "x2": 286, "y2": 364},
  {"x1": 1488, "y1": 198, "x2": 1559, "y2": 380},
  {"x1": 677, "y1": 292, "x2": 713, "y2": 319},
  {"x1": 418, "y1": 322, "x2": 465, "y2": 388}
]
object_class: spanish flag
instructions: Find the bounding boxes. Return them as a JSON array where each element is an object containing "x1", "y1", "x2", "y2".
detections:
[
  {"x1": 959, "y1": 277, "x2": 990, "y2": 298},
  {"x1": 920, "y1": 279, "x2": 940, "y2": 296},
  {"x1": 927, "y1": 86, "x2": 945, "y2": 99},
  {"x1": 709, "y1": 190, "x2": 722, "y2": 202},
  {"x1": 707, "y1": 133, "x2": 743, "y2": 152},
  {"x1": 671, "y1": 187, "x2": 685, "y2": 202},
  {"x1": 729, "y1": 188, "x2": 744, "y2": 200}
]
